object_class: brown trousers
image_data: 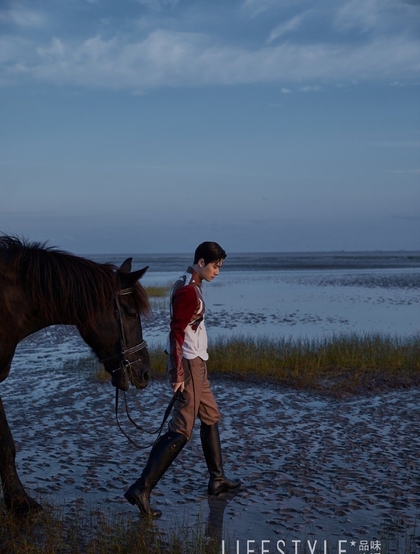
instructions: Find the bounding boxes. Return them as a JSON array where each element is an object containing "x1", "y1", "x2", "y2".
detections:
[{"x1": 169, "y1": 357, "x2": 220, "y2": 440}]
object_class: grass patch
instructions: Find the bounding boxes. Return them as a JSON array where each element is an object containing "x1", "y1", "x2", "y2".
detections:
[
  {"x1": 0, "y1": 500, "x2": 220, "y2": 554},
  {"x1": 1, "y1": 500, "x2": 418, "y2": 554},
  {"x1": 144, "y1": 284, "x2": 172, "y2": 298},
  {"x1": 149, "y1": 333, "x2": 420, "y2": 396},
  {"x1": 61, "y1": 356, "x2": 111, "y2": 384},
  {"x1": 62, "y1": 333, "x2": 420, "y2": 396}
]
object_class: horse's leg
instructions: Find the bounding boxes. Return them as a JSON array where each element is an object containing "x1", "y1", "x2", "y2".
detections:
[
  {"x1": 0, "y1": 341, "x2": 43, "y2": 517},
  {"x1": 0, "y1": 395, "x2": 42, "y2": 516}
]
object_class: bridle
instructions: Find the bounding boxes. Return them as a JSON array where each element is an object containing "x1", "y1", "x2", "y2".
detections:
[
  {"x1": 101, "y1": 287, "x2": 177, "y2": 449},
  {"x1": 100, "y1": 287, "x2": 148, "y2": 375}
]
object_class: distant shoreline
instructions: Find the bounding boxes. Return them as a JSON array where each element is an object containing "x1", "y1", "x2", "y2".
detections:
[{"x1": 86, "y1": 250, "x2": 420, "y2": 273}]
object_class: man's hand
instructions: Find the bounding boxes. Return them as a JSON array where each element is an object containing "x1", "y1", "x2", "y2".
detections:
[{"x1": 172, "y1": 381, "x2": 185, "y2": 393}]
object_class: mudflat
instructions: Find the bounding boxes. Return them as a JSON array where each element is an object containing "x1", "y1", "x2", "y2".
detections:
[{"x1": 1, "y1": 327, "x2": 419, "y2": 553}]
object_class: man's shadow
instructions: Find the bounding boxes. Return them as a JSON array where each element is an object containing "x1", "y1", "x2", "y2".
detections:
[{"x1": 205, "y1": 489, "x2": 240, "y2": 545}]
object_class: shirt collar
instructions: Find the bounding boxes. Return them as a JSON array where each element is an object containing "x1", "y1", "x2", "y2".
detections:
[{"x1": 187, "y1": 266, "x2": 203, "y2": 286}]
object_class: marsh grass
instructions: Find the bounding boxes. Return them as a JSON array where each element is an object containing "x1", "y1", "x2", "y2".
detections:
[
  {"x1": 67, "y1": 333, "x2": 420, "y2": 396},
  {"x1": 1, "y1": 501, "x2": 418, "y2": 554},
  {"x1": 145, "y1": 284, "x2": 172, "y2": 298},
  {"x1": 62, "y1": 356, "x2": 110, "y2": 384},
  {"x1": 149, "y1": 333, "x2": 420, "y2": 396},
  {"x1": 378, "y1": 518, "x2": 420, "y2": 554},
  {"x1": 0, "y1": 501, "x2": 220, "y2": 554}
]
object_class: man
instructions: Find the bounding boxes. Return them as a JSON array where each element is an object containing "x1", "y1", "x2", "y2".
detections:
[{"x1": 124, "y1": 241, "x2": 241, "y2": 517}]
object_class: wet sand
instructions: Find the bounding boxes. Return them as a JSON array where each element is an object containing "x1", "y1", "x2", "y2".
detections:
[{"x1": 1, "y1": 327, "x2": 420, "y2": 553}]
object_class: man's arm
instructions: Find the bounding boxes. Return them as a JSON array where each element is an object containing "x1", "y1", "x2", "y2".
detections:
[{"x1": 169, "y1": 285, "x2": 197, "y2": 387}]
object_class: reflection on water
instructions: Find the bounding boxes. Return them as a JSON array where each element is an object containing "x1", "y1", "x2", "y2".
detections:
[{"x1": 205, "y1": 490, "x2": 241, "y2": 546}]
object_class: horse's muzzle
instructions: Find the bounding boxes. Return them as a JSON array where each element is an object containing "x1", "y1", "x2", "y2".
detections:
[
  {"x1": 131, "y1": 369, "x2": 149, "y2": 390},
  {"x1": 110, "y1": 355, "x2": 150, "y2": 391}
]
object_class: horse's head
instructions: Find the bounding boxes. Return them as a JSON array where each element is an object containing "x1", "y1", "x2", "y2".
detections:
[{"x1": 94, "y1": 258, "x2": 151, "y2": 392}]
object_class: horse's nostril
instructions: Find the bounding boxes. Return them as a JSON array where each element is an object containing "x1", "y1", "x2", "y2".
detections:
[{"x1": 144, "y1": 370, "x2": 150, "y2": 382}]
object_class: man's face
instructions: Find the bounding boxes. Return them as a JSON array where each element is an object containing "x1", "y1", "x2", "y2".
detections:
[{"x1": 197, "y1": 258, "x2": 223, "y2": 282}]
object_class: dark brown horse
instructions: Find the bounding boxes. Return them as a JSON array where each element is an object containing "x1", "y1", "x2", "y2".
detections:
[{"x1": 0, "y1": 236, "x2": 151, "y2": 516}]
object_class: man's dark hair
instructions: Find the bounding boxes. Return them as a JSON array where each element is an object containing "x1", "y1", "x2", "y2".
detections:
[{"x1": 194, "y1": 242, "x2": 227, "y2": 265}]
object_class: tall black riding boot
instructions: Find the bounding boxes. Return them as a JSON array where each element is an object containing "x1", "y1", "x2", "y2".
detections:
[
  {"x1": 200, "y1": 422, "x2": 241, "y2": 496},
  {"x1": 124, "y1": 430, "x2": 187, "y2": 517}
]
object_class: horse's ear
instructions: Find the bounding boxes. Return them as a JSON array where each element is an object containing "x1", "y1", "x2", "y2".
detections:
[
  {"x1": 130, "y1": 266, "x2": 149, "y2": 283},
  {"x1": 119, "y1": 258, "x2": 133, "y2": 273},
  {"x1": 118, "y1": 266, "x2": 149, "y2": 289}
]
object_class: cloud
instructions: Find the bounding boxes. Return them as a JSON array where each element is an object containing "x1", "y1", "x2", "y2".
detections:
[
  {"x1": 1, "y1": 30, "x2": 420, "y2": 90},
  {"x1": 0, "y1": 4, "x2": 47, "y2": 28},
  {"x1": 243, "y1": 0, "x2": 308, "y2": 19},
  {"x1": 267, "y1": 12, "x2": 309, "y2": 43},
  {"x1": 334, "y1": 0, "x2": 420, "y2": 34},
  {"x1": 389, "y1": 80, "x2": 420, "y2": 87},
  {"x1": 242, "y1": 0, "x2": 283, "y2": 19},
  {"x1": 1, "y1": 0, "x2": 420, "y2": 91},
  {"x1": 133, "y1": 0, "x2": 181, "y2": 10},
  {"x1": 334, "y1": 0, "x2": 384, "y2": 33},
  {"x1": 300, "y1": 84, "x2": 322, "y2": 92}
]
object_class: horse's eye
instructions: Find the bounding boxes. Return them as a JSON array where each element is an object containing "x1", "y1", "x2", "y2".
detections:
[{"x1": 127, "y1": 312, "x2": 138, "y2": 320}]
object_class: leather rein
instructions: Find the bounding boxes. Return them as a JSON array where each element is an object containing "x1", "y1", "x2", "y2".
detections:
[{"x1": 101, "y1": 287, "x2": 176, "y2": 449}]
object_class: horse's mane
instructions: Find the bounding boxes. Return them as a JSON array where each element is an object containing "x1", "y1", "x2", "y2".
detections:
[{"x1": 0, "y1": 235, "x2": 150, "y2": 327}]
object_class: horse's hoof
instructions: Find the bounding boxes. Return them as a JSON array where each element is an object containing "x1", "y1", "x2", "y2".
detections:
[{"x1": 7, "y1": 496, "x2": 43, "y2": 518}]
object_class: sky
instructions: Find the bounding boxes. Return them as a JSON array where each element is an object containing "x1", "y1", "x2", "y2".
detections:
[{"x1": 0, "y1": 0, "x2": 419, "y2": 254}]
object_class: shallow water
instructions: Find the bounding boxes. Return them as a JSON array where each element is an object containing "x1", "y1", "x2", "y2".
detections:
[
  {"x1": 93, "y1": 250, "x2": 420, "y2": 344},
  {"x1": 143, "y1": 267, "x2": 420, "y2": 346}
]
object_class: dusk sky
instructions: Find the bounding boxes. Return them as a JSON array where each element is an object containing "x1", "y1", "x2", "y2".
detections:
[{"x1": 1, "y1": 0, "x2": 419, "y2": 254}]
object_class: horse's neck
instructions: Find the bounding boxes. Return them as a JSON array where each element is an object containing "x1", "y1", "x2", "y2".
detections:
[
  {"x1": 17, "y1": 317, "x2": 77, "y2": 343},
  {"x1": 17, "y1": 302, "x2": 82, "y2": 342}
]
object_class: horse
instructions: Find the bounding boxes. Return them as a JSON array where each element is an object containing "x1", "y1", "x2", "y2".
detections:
[{"x1": 0, "y1": 235, "x2": 151, "y2": 516}]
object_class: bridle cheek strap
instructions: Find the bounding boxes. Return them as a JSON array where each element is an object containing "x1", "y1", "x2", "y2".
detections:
[{"x1": 100, "y1": 288, "x2": 147, "y2": 373}]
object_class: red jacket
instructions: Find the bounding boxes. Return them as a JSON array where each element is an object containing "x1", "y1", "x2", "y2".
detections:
[{"x1": 167, "y1": 267, "x2": 209, "y2": 382}]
